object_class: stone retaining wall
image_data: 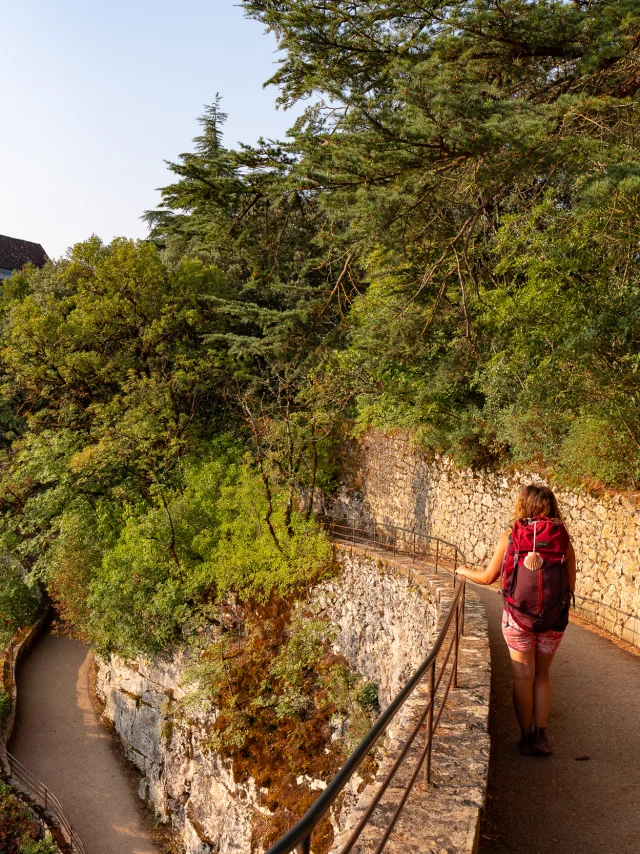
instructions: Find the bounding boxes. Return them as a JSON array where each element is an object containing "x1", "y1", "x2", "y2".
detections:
[
  {"x1": 95, "y1": 543, "x2": 490, "y2": 854},
  {"x1": 316, "y1": 548, "x2": 439, "y2": 706},
  {"x1": 1, "y1": 610, "x2": 49, "y2": 746},
  {"x1": 326, "y1": 431, "x2": 640, "y2": 648}
]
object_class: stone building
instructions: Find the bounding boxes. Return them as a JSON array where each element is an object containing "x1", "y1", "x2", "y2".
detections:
[{"x1": 0, "y1": 233, "x2": 48, "y2": 280}]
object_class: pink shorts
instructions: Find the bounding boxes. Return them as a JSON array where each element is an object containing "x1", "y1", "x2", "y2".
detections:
[{"x1": 501, "y1": 610, "x2": 564, "y2": 655}]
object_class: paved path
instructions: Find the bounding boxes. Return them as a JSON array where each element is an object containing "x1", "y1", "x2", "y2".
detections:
[
  {"x1": 476, "y1": 584, "x2": 640, "y2": 854},
  {"x1": 10, "y1": 631, "x2": 157, "y2": 854}
]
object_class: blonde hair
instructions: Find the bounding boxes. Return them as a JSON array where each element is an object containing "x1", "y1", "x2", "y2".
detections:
[{"x1": 513, "y1": 484, "x2": 563, "y2": 524}]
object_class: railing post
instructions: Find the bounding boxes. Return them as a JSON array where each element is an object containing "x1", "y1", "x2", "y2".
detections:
[
  {"x1": 424, "y1": 660, "x2": 435, "y2": 784},
  {"x1": 454, "y1": 601, "x2": 460, "y2": 688},
  {"x1": 453, "y1": 548, "x2": 458, "y2": 588},
  {"x1": 297, "y1": 834, "x2": 311, "y2": 853}
]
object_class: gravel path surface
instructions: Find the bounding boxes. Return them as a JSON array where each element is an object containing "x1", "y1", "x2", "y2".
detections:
[
  {"x1": 10, "y1": 631, "x2": 158, "y2": 854},
  {"x1": 477, "y1": 584, "x2": 640, "y2": 854}
]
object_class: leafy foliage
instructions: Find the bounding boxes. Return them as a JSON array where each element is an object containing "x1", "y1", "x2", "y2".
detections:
[
  {"x1": 0, "y1": 688, "x2": 10, "y2": 724},
  {"x1": 0, "y1": 239, "x2": 334, "y2": 657},
  {"x1": 0, "y1": 559, "x2": 41, "y2": 636},
  {"x1": 31, "y1": 439, "x2": 332, "y2": 657},
  {"x1": 0, "y1": 782, "x2": 58, "y2": 854}
]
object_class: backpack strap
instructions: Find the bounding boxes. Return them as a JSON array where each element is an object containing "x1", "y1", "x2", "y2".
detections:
[
  {"x1": 500, "y1": 533, "x2": 516, "y2": 625},
  {"x1": 500, "y1": 533, "x2": 513, "y2": 592}
]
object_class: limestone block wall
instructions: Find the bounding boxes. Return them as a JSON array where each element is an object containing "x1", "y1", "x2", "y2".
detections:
[
  {"x1": 327, "y1": 431, "x2": 640, "y2": 648},
  {"x1": 315, "y1": 549, "x2": 439, "y2": 706},
  {"x1": 95, "y1": 545, "x2": 483, "y2": 853}
]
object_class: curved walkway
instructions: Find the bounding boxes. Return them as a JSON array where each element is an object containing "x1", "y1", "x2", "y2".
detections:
[
  {"x1": 10, "y1": 631, "x2": 157, "y2": 854},
  {"x1": 477, "y1": 585, "x2": 640, "y2": 854}
]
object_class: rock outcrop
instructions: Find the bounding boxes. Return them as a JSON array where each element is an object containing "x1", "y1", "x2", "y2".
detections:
[{"x1": 96, "y1": 649, "x2": 257, "y2": 854}]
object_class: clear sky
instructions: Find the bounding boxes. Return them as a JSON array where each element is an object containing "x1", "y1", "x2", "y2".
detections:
[{"x1": 1, "y1": 1, "x2": 299, "y2": 259}]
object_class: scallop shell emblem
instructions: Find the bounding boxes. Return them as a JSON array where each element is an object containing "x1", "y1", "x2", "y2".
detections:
[{"x1": 524, "y1": 551, "x2": 543, "y2": 571}]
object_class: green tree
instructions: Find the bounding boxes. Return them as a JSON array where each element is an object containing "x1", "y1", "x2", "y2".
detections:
[
  {"x1": 0, "y1": 239, "x2": 226, "y2": 573},
  {"x1": 0, "y1": 557, "x2": 41, "y2": 636},
  {"x1": 244, "y1": 0, "x2": 640, "y2": 479},
  {"x1": 145, "y1": 101, "x2": 354, "y2": 524}
]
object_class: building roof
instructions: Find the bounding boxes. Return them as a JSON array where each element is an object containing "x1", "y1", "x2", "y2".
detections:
[{"x1": 0, "y1": 234, "x2": 48, "y2": 272}]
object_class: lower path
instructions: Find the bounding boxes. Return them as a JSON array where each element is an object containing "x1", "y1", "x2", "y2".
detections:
[
  {"x1": 476, "y1": 584, "x2": 640, "y2": 854},
  {"x1": 10, "y1": 631, "x2": 158, "y2": 854}
]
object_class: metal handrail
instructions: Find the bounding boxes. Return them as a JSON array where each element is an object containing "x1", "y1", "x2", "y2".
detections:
[
  {"x1": 1, "y1": 637, "x2": 88, "y2": 854},
  {"x1": 266, "y1": 517, "x2": 468, "y2": 854},
  {"x1": 325, "y1": 518, "x2": 462, "y2": 580}
]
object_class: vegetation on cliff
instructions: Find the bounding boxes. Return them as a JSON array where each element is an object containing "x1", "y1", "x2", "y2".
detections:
[
  {"x1": 183, "y1": 598, "x2": 378, "y2": 849},
  {"x1": 0, "y1": 235, "x2": 344, "y2": 845},
  {"x1": 0, "y1": 240, "x2": 334, "y2": 654}
]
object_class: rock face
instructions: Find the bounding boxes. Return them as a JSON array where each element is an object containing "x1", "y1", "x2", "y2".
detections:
[
  {"x1": 96, "y1": 649, "x2": 257, "y2": 854},
  {"x1": 316, "y1": 549, "x2": 439, "y2": 706},
  {"x1": 324, "y1": 431, "x2": 640, "y2": 648},
  {"x1": 95, "y1": 546, "x2": 453, "y2": 853}
]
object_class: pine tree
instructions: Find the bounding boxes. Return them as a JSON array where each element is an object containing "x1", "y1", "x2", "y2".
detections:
[{"x1": 242, "y1": 0, "x2": 640, "y2": 478}]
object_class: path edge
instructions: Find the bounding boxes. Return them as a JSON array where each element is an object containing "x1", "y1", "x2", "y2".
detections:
[{"x1": 1, "y1": 608, "x2": 50, "y2": 749}]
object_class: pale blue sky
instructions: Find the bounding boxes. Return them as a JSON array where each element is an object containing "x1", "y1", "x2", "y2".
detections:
[{"x1": 1, "y1": 1, "x2": 300, "y2": 259}]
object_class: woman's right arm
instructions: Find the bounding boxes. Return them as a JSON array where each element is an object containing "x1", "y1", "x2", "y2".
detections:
[{"x1": 455, "y1": 532, "x2": 510, "y2": 586}]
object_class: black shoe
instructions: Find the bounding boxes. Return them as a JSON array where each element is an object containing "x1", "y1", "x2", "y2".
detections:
[
  {"x1": 531, "y1": 726, "x2": 553, "y2": 756},
  {"x1": 518, "y1": 731, "x2": 533, "y2": 755}
]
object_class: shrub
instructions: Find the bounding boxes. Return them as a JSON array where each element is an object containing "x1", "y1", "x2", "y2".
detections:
[
  {"x1": 556, "y1": 415, "x2": 640, "y2": 489},
  {"x1": 0, "y1": 562, "x2": 41, "y2": 637},
  {"x1": 355, "y1": 681, "x2": 380, "y2": 716},
  {"x1": 0, "y1": 782, "x2": 58, "y2": 854},
  {"x1": 182, "y1": 599, "x2": 378, "y2": 853},
  {"x1": 71, "y1": 442, "x2": 333, "y2": 657}
]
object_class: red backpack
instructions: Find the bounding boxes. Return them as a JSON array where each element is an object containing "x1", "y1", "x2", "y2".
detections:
[{"x1": 501, "y1": 516, "x2": 573, "y2": 633}]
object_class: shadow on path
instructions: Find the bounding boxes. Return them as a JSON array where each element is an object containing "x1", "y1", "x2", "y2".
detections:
[
  {"x1": 477, "y1": 585, "x2": 640, "y2": 854},
  {"x1": 10, "y1": 631, "x2": 157, "y2": 854}
]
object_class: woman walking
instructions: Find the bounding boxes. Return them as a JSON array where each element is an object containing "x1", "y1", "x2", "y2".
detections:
[{"x1": 456, "y1": 484, "x2": 576, "y2": 756}]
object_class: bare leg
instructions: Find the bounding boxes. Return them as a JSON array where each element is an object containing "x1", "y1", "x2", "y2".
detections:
[
  {"x1": 533, "y1": 650, "x2": 556, "y2": 728},
  {"x1": 508, "y1": 647, "x2": 536, "y2": 733}
]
